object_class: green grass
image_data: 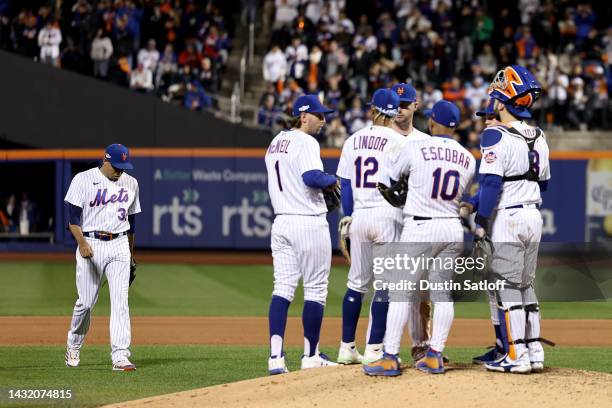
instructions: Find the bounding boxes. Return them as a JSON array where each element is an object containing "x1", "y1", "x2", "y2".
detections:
[
  {"x1": 0, "y1": 345, "x2": 611, "y2": 407},
  {"x1": 0, "y1": 262, "x2": 610, "y2": 318}
]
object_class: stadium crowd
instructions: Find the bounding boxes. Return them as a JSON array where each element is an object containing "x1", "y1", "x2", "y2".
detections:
[
  {"x1": 257, "y1": 0, "x2": 612, "y2": 148},
  {"x1": 0, "y1": 0, "x2": 234, "y2": 112}
]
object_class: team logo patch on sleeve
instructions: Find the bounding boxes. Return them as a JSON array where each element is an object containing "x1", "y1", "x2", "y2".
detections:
[{"x1": 484, "y1": 151, "x2": 497, "y2": 163}]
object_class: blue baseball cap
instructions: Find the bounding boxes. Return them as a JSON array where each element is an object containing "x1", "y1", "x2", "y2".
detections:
[
  {"x1": 423, "y1": 100, "x2": 460, "y2": 128},
  {"x1": 368, "y1": 88, "x2": 399, "y2": 117},
  {"x1": 292, "y1": 94, "x2": 334, "y2": 116},
  {"x1": 104, "y1": 144, "x2": 133, "y2": 170},
  {"x1": 391, "y1": 83, "x2": 417, "y2": 103}
]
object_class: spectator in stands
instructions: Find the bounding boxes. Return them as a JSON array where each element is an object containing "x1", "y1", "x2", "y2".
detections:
[
  {"x1": 38, "y1": 19, "x2": 62, "y2": 67},
  {"x1": 567, "y1": 77, "x2": 590, "y2": 131},
  {"x1": 178, "y1": 42, "x2": 202, "y2": 69},
  {"x1": 156, "y1": 43, "x2": 177, "y2": 91},
  {"x1": 465, "y1": 76, "x2": 488, "y2": 113},
  {"x1": 420, "y1": 82, "x2": 443, "y2": 110},
  {"x1": 477, "y1": 44, "x2": 498, "y2": 77},
  {"x1": 263, "y1": 44, "x2": 287, "y2": 90},
  {"x1": 18, "y1": 192, "x2": 38, "y2": 234},
  {"x1": 258, "y1": 94, "x2": 279, "y2": 128},
  {"x1": 285, "y1": 36, "x2": 308, "y2": 85},
  {"x1": 91, "y1": 28, "x2": 113, "y2": 79},
  {"x1": 324, "y1": 116, "x2": 348, "y2": 148},
  {"x1": 4, "y1": 194, "x2": 17, "y2": 233},
  {"x1": 184, "y1": 80, "x2": 212, "y2": 111},
  {"x1": 130, "y1": 63, "x2": 153, "y2": 92},
  {"x1": 199, "y1": 57, "x2": 218, "y2": 93},
  {"x1": 114, "y1": 15, "x2": 135, "y2": 69},
  {"x1": 343, "y1": 96, "x2": 368, "y2": 134},
  {"x1": 274, "y1": 0, "x2": 299, "y2": 30},
  {"x1": 137, "y1": 38, "x2": 160, "y2": 73}
]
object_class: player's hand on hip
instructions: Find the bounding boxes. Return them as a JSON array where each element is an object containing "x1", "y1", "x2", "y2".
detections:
[{"x1": 79, "y1": 241, "x2": 94, "y2": 258}]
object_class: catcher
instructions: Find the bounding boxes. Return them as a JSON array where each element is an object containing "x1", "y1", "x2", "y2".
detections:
[
  {"x1": 335, "y1": 88, "x2": 406, "y2": 365},
  {"x1": 462, "y1": 65, "x2": 552, "y2": 374}
]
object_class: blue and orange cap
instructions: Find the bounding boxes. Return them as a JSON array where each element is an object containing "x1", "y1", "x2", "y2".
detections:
[{"x1": 104, "y1": 144, "x2": 133, "y2": 170}]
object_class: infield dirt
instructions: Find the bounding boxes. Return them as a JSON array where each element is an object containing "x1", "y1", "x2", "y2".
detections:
[{"x1": 2, "y1": 316, "x2": 611, "y2": 346}]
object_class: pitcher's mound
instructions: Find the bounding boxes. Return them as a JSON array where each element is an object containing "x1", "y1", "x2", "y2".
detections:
[{"x1": 104, "y1": 364, "x2": 612, "y2": 408}]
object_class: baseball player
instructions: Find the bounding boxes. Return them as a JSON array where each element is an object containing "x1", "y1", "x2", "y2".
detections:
[
  {"x1": 265, "y1": 94, "x2": 339, "y2": 375},
  {"x1": 335, "y1": 88, "x2": 405, "y2": 365},
  {"x1": 364, "y1": 100, "x2": 476, "y2": 376},
  {"x1": 465, "y1": 65, "x2": 551, "y2": 374},
  {"x1": 390, "y1": 83, "x2": 436, "y2": 363},
  {"x1": 64, "y1": 144, "x2": 141, "y2": 371}
]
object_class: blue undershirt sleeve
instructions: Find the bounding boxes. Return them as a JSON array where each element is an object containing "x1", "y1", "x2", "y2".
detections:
[
  {"x1": 476, "y1": 174, "x2": 503, "y2": 218},
  {"x1": 302, "y1": 169, "x2": 337, "y2": 189},
  {"x1": 67, "y1": 203, "x2": 82, "y2": 227},
  {"x1": 340, "y1": 178, "x2": 353, "y2": 216},
  {"x1": 128, "y1": 214, "x2": 136, "y2": 233},
  {"x1": 538, "y1": 180, "x2": 549, "y2": 192}
]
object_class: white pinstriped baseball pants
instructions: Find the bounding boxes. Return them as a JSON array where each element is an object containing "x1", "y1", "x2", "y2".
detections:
[
  {"x1": 271, "y1": 214, "x2": 331, "y2": 305},
  {"x1": 67, "y1": 235, "x2": 132, "y2": 363},
  {"x1": 347, "y1": 207, "x2": 403, "y2": 293},
  {"x1": 385, "y1": 217, "x2": 463, "y2": 354}
]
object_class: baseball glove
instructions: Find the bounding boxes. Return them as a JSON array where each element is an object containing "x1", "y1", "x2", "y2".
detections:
[
  {"x1": 377, "y1": 175, "x2": 408, "y2": 208},
  {"x1": 338, "y1": 216, "x2": 352, "y2": 263},
  {"x1": 323, "y1": 183, "x2": 341, "y2": 212},
  {"x1": 129, "y1": 259, "x2": 137, "y2": 286},
  {"x1": 471, "y1": 231, "x2": 494, "y2": 277}
]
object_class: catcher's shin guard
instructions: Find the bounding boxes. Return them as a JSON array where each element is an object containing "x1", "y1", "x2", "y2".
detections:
[
  {"x1": 525, "y1": 303, "x2": 555, "y2": 362},
  {"x1": 497, "y1": 302, "x2": 527, "y2": 361}
]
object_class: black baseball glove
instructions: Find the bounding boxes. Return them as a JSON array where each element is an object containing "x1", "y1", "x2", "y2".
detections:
[
  {"x1": 377, "y1": 175, "x2": 408, "y2": 208},
  {"x1": 323, "y1": 183, "x2": 341, "y2": 212},
  {"x1": 129, "y1": 259, "x2": 137, "y2": 286}
]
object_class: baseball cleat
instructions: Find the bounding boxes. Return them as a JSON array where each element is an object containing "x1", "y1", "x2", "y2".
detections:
[
  {"x1": 112, "y1": 359, "x2": 136, "y2": 371},
  {"x1": 337, "y1": 341, "x2": 363, "y2": 365},
  {"x1": 415, "y1": 348, "x2": 445, "y2": 374},
  {"x1": 485, "y1": 354, "x2": 531, "y2": 374},
  {"x1": 411, "y1": 345, "x2": 428, "y2": 363},
  {"x1": 301, "y1": 353, "x2": 338, "y2": 370},
  {"x1": 268, "y1": 354, "x2": 289, "y2": 375},
  {"x1": 362, "y1": 343, "x2": 384, "y2": 365},
  {"x1": 65, "y1": 347, "x2": 80, "y2": 368},
  {"x1": 530, "y1": 361, "x2": 544, "y2": 373},
  {"x1": 363, "y1": 353, "x2": 401, "y2": 377},
  {"x1": 472, "y1": 346, "x2": 504, "y2": 365}
]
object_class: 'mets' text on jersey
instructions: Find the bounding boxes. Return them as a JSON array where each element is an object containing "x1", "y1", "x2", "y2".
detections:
[
  {"x1": 65, "y1": 167, "x2": 141, "y2": 233},
  {"x1": 391, "y1": 136, "x2": 476, "y2": 217},
  {"x1": 478, "y1": 121, "x2": 551, "y2": 208},
  {"x1": 265, "y1": 129, "x2": 328, "y2": 215},
  {"x1": 337, "y1": 125, "x2": 406, "y2": 210}
]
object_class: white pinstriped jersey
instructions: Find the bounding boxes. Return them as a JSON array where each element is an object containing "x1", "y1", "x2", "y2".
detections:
[
  {"x1": 265, "y1": 129, "x2": 327, "y2": 215},
  {"x1": 391, "y1": 136, "x2": 476, "y2": 217},
  {"x1": 478, "y1": 121, "x2": 551, "y2": 209},
  {"x1": 336, "y1": 125, "x2": 405, "y2": 210},
  {"x1": 65, "y1": 167, "x2": 141, "y2": 233},
  {"x1": 402, "y1": 127, "x2": 431, "y2": 141}
]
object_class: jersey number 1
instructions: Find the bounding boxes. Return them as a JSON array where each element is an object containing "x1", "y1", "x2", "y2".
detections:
[
  {"x1": 274, "y1": 160, "x2": 283, "y2": 191},
  {"x1": 431, "y1": 168, "x2": 460, "y2": 200}
]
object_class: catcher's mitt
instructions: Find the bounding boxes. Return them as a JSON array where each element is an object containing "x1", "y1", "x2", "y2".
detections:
[
  {"x1": 338, "y1": 216, "x2": 352, "y2": 263},
  {"x1": 129, "y1": 259, "x2": 137, "y2": 286},
  {"x1": 323, "y1": 183, "x2": 341, "y2": 212},
  {"x1": 377, "y1": 176, "x2": 408, "y2": 208},
  {"x1": 471, "y1": 231, "x2": 493, "y2": 277}
]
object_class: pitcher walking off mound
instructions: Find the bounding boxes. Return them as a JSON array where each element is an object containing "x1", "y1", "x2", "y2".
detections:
[
  {"x1": 265, "y1": 95, "x2": 339, "y2": 375},
  {"x1": 64, "y1": 144, "x2": 140, "y2": 371}
]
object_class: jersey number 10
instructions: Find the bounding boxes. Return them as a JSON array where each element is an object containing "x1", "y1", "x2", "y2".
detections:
[{"x1": 431, "y1": 168, "x2": 460, "y2": 200}]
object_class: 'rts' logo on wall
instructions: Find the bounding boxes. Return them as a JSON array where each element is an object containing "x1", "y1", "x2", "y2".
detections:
[{"x1": 153, "y1": 189, "x2": 202, "y2": 236}]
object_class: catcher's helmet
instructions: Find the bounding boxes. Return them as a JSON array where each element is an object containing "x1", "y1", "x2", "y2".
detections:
[{"x1": 477, "y1": 65, "x2": 542, "y2": 119}]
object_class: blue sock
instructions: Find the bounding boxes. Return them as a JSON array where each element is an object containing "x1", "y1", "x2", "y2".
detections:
[
  {"x1": 268, "y1": 295, "x2": 290, "y2": 358},
  {"x1": 303, "y1": 300, "x2": 324, "y2": 357},
  {"x1": 342, "y1": 289, "x2": 363, "y2": 343},
  {"x1": 494, "y1": 324, "x2": 504, "y2": 352},
  {"x1": 368, "y1": 290, "x2": 389, "y2": 344}
]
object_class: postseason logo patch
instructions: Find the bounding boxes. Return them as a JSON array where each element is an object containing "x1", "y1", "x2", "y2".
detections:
[{"x1": 484, "y1": 151, "x2": 497, "y2": 163}]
